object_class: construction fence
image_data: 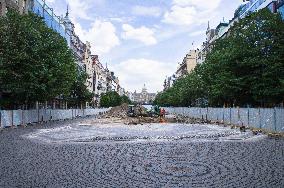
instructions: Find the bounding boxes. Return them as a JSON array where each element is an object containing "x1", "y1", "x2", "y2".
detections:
[
  {"x1": 165, "y1": 107, "x2": 284, "y2": 133},
  {"x1": 0, "y1": 108, "x2": 110, "y2": 128}
]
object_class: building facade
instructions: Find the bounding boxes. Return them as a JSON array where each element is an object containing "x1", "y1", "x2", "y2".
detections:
[
  {"x1": 163, "y1": 75, "x2": 176, "y2": 91},
  {"x1": 132, "y1": 85, "x2": 156, "y2": 104},
  {"x1": 0, "y1": 0, "x2": 31, "y2": 16},
  {"x1": 277, "y1": 0, "x2": 284, "y2": 19},
  {"x1": 1, "y1": 0, "x2": 129, "y2": 107},
  {"x1": 164, "y1": 0, "x2": 283, "y2": 91},
  {"x1": 84, "y1": 41, "x2": 94, "y2": 93},
  {"x1": 176, "y1": 50, "x2": 197, "y2": 78},
  {"x1": 62, "y1": 9, "x2": 85, "y2": 68},
  {"x1": 196, "y1": 21, "x2": 229, "y2": 65},
  {"x1": 92, "y1": 55, "x2": 107, "y2": 105},
  {"x1": 196, "y1": 0, "x2": 283, "y2": 66}
]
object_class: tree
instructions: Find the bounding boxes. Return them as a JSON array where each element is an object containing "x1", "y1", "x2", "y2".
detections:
[
  {"x1": 100, "y1": 91, "x2": 122, "y2": 108},
  {"x1": 204, "y1": 9, "x2": 284, "y2": 106},
  {"x1": 154, "y1": 9, "x2": 284, "y2": 107},
  {"x1": 66, "y1": 71, "x2": 94, "y2": 107},
  {"x1": 121, "y1": 95, "x2": 132, "y2": 104},
  {"x1": 0, "y1": 10, "x2": 77, "y2": 108}
]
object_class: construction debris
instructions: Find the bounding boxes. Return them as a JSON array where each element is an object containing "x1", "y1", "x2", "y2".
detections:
[
  {"x1": 102, "y1": 103, "x2": 129, "y2": 119},
  {"x1": 84, "y1": 104, "x2": 162, "y2": 125}
]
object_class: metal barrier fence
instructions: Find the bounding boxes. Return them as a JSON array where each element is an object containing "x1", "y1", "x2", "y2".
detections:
[
  {"x1": 0, "y1": 108, "x2": 110, "y2": 128},
  {"x1": 164, "y1": 107, "x2": 284, "y2": 133},
  {"x1": 32, "y1": 0, "x2": 67, "y2": 39}
]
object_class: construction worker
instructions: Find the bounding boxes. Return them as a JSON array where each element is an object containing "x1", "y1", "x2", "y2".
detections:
[
  {"x1": 159, "y1": 108, "x2": 166, "y2": 123},
  {"x1": 162, "y1": 108, "x2": 166, "y2": 118},
  {"x1": 159, "y1": 108, "x2": 163, "y2": 118}
]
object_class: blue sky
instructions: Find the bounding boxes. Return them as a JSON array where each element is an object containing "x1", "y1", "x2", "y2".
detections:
[{"x1": 46, "y1": 0, "x2": 243, "y2": 93}]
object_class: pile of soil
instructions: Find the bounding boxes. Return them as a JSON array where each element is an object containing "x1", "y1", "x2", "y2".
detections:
[
  {"x1": 88, "y1": 104, "x2": 162, "y2": 125},
  {"x1": 133, "y1": 105, "x2": 148, "y2": 117},
  {"x1": 100, "y1": 104, "x2": 149, "y2": 119},
  {"x1": 102, "y1": 103, "x2": 129, "y2": 119},
  {"x1": 126, "y1": 117, "x2": 160, "y2": 125}
]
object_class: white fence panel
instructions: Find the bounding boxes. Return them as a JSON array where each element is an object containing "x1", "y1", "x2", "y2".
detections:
[
  {"x1": 249, "y1": 108, "x2": 260, "y2": 129},
  {"x1": 24, "y1": 110, "x2": 38, "y2": 124},
  {"x1": 13, "y1": 110, "x2": 22, "y2": 126},
  {"x1": 1, "y1": 111, "x2": 13, "y2": 127},
  {"x1": 261, "y1": 108, "x2": 274, "y2": 131},
  {"x1": 164, "y1": 107, "x2": 283, "y2": 133},
  {"x1": 1, "y1": 108, "x2": 110, "y2": 128},
  {"x1": 276, "y1": 108, "x2": 284, "y2": 132}
]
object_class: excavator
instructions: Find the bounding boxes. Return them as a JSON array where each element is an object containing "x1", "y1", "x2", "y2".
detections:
[{"x1": 127, "y1": 105, "x2": 161, "y2": 117}]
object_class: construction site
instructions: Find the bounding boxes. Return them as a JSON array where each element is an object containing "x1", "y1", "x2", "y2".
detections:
[{"x1": 0, "y1": 104, "x2": 283, "y2": 187}]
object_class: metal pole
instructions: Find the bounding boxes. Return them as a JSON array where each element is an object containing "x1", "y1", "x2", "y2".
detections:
[
  {"x1": 183, "y1": 107, "x2": 185, "y2": 125},
  {"x1": 37, "y1": 108, "x2": 40, "y2": 123},
  {"x1": 237, "y1": 107, "x2": 240, "y2": 125},
  {"x1": 223, "y1": 107, "x2": 225, "y2": 123},
  {"x1": 11, "y1": 110, "x2": 14, "y2": 127},
  {"x1": 247, "y1": 107, "x2": 250, "y2": 127},
  {"x1": 206, "y1": 107, "x2": 208, "y2": 122},
  {"x1": 259, "y1": 108, "x2": 261, "y2": 129},
  {"x1": 21, "y1": 110, "x2": 24, "y2": 126},
  {"x1": 273, "y1": 107, "x2": 277, "y2": 132},
  {"x1": 229, "y1": 107, "x2": 232, "y2": 125}
]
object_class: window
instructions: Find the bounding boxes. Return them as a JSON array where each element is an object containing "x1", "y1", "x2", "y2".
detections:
[
  {"x1": 23, "y1": 0, "x2": 26, "y2": 11},
  {"x1": 278, "y1": 5, "x2": 284, "y2": 19},
  {"x1": 267, "y1": 2, "x2": 276, "y2": 13}
]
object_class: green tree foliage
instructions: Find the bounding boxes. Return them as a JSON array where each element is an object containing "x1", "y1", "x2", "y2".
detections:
[
  {"x1": 100, "y1": 91, "x2": 122, "y2": 108},
  {"x1": 100, "y1": 92, "x2": 132, "y2": 107},
  {"x1": 154, "y1": 69, "x2": 207, "y2": 107},
  {"x1": 0, "y1": 10, "x2": 77, "y2": 108},
  {"x1": 66, "y1": 71, "x2": 94, "y2": 107},
  {"x1": 121, "y1": 95, "x2": 132, "y2": 104},
  {"x1": 155, "y1": 9, "x2": 284, "y2": 107}
]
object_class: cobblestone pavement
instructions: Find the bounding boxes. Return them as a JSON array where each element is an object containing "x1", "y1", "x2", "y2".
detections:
[{"x1": 0, "y1": 119, "x2": 283, "y2": 188}]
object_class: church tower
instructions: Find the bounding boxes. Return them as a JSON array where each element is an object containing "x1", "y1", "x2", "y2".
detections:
[
  {"x1": 206, "y1": 21, "x2": 215, "y2": 42},
  {"x1": 142, "y1": 84, "x2": 147, "y2": 94},
  {"x1": 206, "y1": 21, "x2": 211, "y2": 41},
  {"x1": 62, "y1": 5, "x2": 74, "y2": 36}
]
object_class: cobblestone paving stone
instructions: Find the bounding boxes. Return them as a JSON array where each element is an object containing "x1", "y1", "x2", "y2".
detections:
[{"x1": 0, "y1": 119, "x2": 284, "y2": 188}]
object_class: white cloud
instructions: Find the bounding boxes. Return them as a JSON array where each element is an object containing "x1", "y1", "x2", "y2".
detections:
[
  {"x1": 113, "y1": 59, "x2": 176, "y2": 92},
  {"x1": 74, "y1": 20, "x2": 120, "y2": 55},
  {"x1": 163, "y1": 5, "x2": 197, "y2": 26},
  {"x1": 132, "y1": 6, "x2": 162, "y2": 17},
  {"x1": 189, "y1": 30, "x2": 204, "y2": 37},
  {"x1": 65, "y1": 0, "x2": 92, "y2": 20},
  {"x1": 173, "y1": 0, "x2": 221, "y2": 10},
  {"x1": 163, "y1": 0, "x2": 222, "y2": 26},
  {"x1": 122, "y1": 24, "x2": 157, "y2": 45},
  {"x1": 45, "y1": 0, "x2": 56, "y2": 3}
]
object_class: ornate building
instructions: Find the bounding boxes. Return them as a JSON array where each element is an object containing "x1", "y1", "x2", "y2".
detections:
[
  {"x1": 132, "y1": 85, "x2": 156, "y2": 104},
  {"x1": 0, "y1": 0, "x2": 31, "y2": 16},
  {"x1": 1, "y1": 0, "x2": 129, "y2": 107},
  {"x1": 176, "y1": 50, "x2": 197, "y2": 78}
]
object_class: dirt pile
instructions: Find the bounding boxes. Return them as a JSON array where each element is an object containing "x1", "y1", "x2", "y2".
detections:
[
  {"x1": 91, "y1": 104, "x2": 162, "y2": 124},
  {"x1": 133, "y1": 105, "x2": 148, "y2": 117},
  {"x1": 83, "y1": 104, "x2": 167, "y2": 125},
  {"x1": 126, "y1": 117, "x2": 160, "y2": 125},
  {"x1": 102, "y1": 103, "x2": 129, "y2": 118},
  {"x1": 101, "y1": 104, "x2": 149, "y2": 119}
]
